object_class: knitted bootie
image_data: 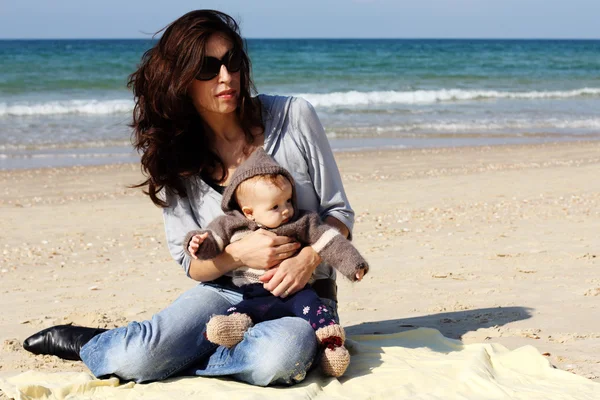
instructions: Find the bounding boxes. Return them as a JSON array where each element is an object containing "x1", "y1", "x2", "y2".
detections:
[
  {"x1": 315, "y1": 324, "x2": 346, "y2": 344},
  {"x1": 205, "y1": 313, "x2": 254, "y2": 348},
  {"x1": 321, "y1": 345, "x2": 350, "y2": 377},
  {"x1": 315, "y1": 324, "x2": 350, "y2": 377}
]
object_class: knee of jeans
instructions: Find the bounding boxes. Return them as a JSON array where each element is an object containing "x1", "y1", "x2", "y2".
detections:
[
  {"x1": 111, "y1": 346, "x2": 182, "y2": 383},
  {"x1": 86, "y1": 325, "x2": 180, "y2": 383},
  {"x1": 250, "y1": 317, "x2": 317, "y2": 386}
]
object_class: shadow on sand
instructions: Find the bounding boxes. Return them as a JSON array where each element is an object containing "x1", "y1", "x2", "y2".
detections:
[
  {"x1": 345, "y1": 306, "x2": 533, "y2": 339},
  {"x1": 326, "y1": 306, "x2": 535, "y2": 381}
]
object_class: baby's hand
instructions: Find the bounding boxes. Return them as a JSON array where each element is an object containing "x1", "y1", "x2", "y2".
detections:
[
  {"x1": 188, "y1": 233, "x2": 209, "y2": 259},
  {"x1": 355, "y1": 268, "x2": 366, "y2": 282}
]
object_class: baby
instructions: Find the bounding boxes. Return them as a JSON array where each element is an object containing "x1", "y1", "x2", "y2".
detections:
[{"x1": 184, "y1": 148, "x2": 368, "y2": 377}]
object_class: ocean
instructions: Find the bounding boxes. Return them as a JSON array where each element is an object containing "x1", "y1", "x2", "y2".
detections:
[{"x1": 1, "y1": 39, "x2": 600, "y2": 169}]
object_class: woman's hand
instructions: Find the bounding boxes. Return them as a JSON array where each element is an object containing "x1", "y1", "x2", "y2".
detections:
[
  {"x1": 226, "y1": 229, "x2": 301, "y2": 270},
  {"x1": 260, "y1": 246, "x2": 322, "y2": 298}
]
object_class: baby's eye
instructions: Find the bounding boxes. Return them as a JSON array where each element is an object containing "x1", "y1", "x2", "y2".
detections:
[
  {"x1": 286, "y1": 199, "x2": 292, "y2": 203},
  {"x1": 272, "y1": 205, "x2": 279, "y2": 210}
]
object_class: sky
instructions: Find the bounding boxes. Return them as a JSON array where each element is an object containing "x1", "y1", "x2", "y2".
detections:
[{"x1": 1, "y1": 0, "x2": 599, "y2": 39}]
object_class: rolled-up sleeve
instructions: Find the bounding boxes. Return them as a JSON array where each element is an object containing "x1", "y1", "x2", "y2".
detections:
[
  {"x1": 292, "y1": 97, "x2": 355, "y2": 237},
  {"x1": 162, "y1": 189, "x2": 202, "y2": 276}
]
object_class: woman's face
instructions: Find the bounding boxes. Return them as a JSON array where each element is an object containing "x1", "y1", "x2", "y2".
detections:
[{"x1": 189, "y1": 34, "x2": 241, "y2": 118}]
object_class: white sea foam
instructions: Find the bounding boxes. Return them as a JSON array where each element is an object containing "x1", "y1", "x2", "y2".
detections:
[
  {"x1": 0, "y1": 99, "x2": 133, "y2": 116},
  {"x1": 0, "y1": 140, "x2": 132, "y2": 151},
  {"x1": 1, "y1": 152, "x2": 135, "y2": 159},
  {"x1": 371, "y1": 118, "x2": 600, "y2": 133},
  {"x1": 404, "y1": 118, "x2": 600, "y2": 132},
  {"x1": 548, "y1": 118, "x2": 600, "y2": 130},
  {"x1": 2, "y1": 87, "x2": 600, "y2": 117},
  {"x1": 321, "y1": 117, "x2": 600, "y2": 138},
  {"x1": 295, "y1": 88, "x2": 600, "y2": 107}
]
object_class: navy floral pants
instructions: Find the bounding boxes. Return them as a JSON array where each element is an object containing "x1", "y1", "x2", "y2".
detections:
[{"x1": 225, "y1": 283, "x2": 338, "y2": 330}]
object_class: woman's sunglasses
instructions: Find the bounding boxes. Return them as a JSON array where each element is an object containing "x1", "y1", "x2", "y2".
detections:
[{"x1": 195, "y1": 49, "x2": 243, "y2": 81}]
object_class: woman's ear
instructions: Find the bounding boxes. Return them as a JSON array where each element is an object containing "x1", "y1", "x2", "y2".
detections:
[{"x1": 242, "y1": 206, "x2": 254, "y2": 220}]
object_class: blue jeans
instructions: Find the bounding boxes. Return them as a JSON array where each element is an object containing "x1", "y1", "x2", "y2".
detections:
[{"x1": 79, "y1": 282, "x2": 333, "y2": 386}]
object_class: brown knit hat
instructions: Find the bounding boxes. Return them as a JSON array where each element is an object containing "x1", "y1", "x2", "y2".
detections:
[{"x1": 221, "y1": 148, "x2": 298, "y2": 218}]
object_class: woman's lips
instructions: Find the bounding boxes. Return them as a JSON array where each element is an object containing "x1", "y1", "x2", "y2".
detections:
[{"x1": 216, "y1": 89, "x2": 236, "y2": 99}]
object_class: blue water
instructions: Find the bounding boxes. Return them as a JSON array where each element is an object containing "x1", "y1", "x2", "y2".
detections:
[{"x1": 2, "y1": 39, "x2": 600, "y2": 169}]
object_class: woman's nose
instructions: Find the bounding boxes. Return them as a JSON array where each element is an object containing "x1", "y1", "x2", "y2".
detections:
[{"x1": 218, "y1": 64, "x2": 232, "y2": 83}]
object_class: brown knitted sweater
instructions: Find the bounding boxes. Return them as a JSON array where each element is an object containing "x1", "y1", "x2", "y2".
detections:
[{"x1": 183, "y1": 148, "x2": 368, "y2": 285}]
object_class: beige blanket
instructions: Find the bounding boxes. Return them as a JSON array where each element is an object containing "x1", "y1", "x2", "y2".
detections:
[{"x1": 1, "y1": 328, "x2": 597, "y2": 400}]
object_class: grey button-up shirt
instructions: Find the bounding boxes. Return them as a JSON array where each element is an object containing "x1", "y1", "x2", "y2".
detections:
[{"x1": 162, "y1": 95, "x2": 354, "y2": 281}]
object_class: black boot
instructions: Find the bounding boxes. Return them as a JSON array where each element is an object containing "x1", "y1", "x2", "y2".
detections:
[{"x1": 23, "y1": 324, "x2": 108, "y2": 361}]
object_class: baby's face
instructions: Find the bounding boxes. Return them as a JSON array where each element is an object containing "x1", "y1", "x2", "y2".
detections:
[{"x1": 246, "y1": 177, "x2": 294, "y2": 228}]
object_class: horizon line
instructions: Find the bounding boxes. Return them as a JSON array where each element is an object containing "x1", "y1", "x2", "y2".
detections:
[{"x1": 1, "y1": 37, "x2": 600, "y2": 41}]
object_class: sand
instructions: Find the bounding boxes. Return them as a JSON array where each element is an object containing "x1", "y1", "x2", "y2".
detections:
[{"x1": 1, "y1": 141, "x2": 599, "y2": 385}]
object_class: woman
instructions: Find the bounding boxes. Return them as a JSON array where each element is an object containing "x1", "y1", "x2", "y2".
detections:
[{"x1": 23, "y1": 10, "x2": 354, "y2": 386}]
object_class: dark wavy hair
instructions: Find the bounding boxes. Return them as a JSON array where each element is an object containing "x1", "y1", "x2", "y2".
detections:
[{"x1": 128, "y1": 10, "x2": 263, "y2": 207}]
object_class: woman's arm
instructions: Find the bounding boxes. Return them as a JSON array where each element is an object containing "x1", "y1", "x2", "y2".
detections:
[
  {"x1": 261, "y1": 214, "x2": 354, "y2": 296},
  {"x1": 187, "y1": 248, "x2": 242, "y2": 281},
  {"x1": 262, "y1": 98, "x2": 355, "y2": 296},
  {"x1": 293, "y1": 97, "x2": 355, "y2": 238},
  {"x1": 163, "y1": 188, "x2": 300, "y2": 280},
  {"x1": 188, "y1": 229, "x2": 301, "y2": 281},
  {"x1": 324, "y1": 215, "x2": 349, "y2": 239},
  {"x1": 162, "y1": 189, "x2": 205, "y2": 277}
]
